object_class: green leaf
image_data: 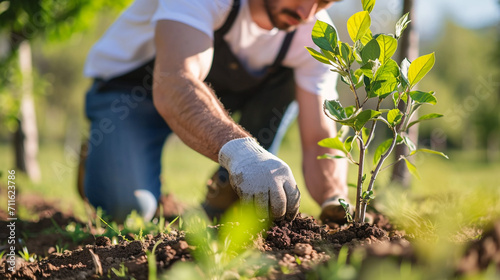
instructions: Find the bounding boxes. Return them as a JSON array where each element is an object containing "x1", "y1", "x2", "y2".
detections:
[
  {"x1": 321, "y1": 49, "x2": 337, "y2": 62},
  {"x1": 318, "y1": 154, "x2": 346, "y2": 160},
  {"x1": 395, "y1": 12, "x2": 411, "y2": 39},
  {"x1": 369, "y1": 59, "x2": 399, "y2": 98},
  {"x1": 345, "y1": 106, "x2": 357, "y2": 117},
  {"x1": 360, "y1": 30, "x2": 373, "y2": 45},
  {"x1": 376, "y1": 34, "x2": 397, "y2": 63},
  {"x1": 387, "y1": 109, "x2": 403, "y2": 126},
  {"x1": 362, "y1": 190, "x2": 375, "y2": 200},
  {"x1": 312, "y1": 20, "x2": 338, "y2": 53},
  {"x1": 348, "y1": 183, "x2": 357, "y2": 188},
  {"x1": 409, "y1": 149, "x2": 449, "y2": 159},
  {"x1": 392, "y1": 91, "x2": 399, "y2": 107},
  {"x1": 361, "y1": 127, "x2": 369, "y2": 143},
  {"x1": 344, "y1": 71, "x2": 363, "y2": 89},
  {"x1": 362, "y1": 0, "x2": 376, "y2": 13},
  {"x1": 408, "y1": 53, "x2": 435, "y2": 88},
  {"x1": 344, "y1": 136, "x2": 354, "y2": 152},
  {"x1": 374, "y1": 58, "x2": 400, "y2": 80},
  {"x1": 318, "y1": 137, "x2": 347, "y2": 154},
  {"x1": 324, "y1": 100, "x2": 347, "y2": 120},
  {"x1": 369, "y1": 78, "x2": 398, "y2": 98},
  {"x1": 401, "y1": 91, "x2": 408, "y2": 103},
  {"x1": 305, "y1": 47, "x2": 331, "y2": 64},
  {"x1": 360, "y1": 61, "x2": 375, "y2": 79},
  {"x1": 347, "y1": 11, "x2": 371, "y2": 42},
  {"x1": 361, "y1": 39, "x2": 380, "y2": 64},
  {"x1": 396, "y1": 135, "x2": 405, "y2": 145},
  {"x1": 340, "y1": 75, "x2": 350, "y2": 86},
  {"x1": 407, "y1": 113, "x2": 443, "y2": 129},
  {"x1": 340, "y1": 42, "x2": 353, "y2": 65},
  {"x1": 353, "y1": 110, "x2": 381, "y2": 131},
  {"x1": 404, "y1": 158, "x2": 420, "y2": 179},
  {"x1": 400, "y1": 58, "x2": 411, "y2": 88},
  {"x1": 410, "y1": 91, "x2": 437, "y2": 105},
  {"x1": 374, "y1": 138, "x2": 392, "y2": 165},
  {"x1": 402, "y1": 136, "x2": 416, "y2": 151}
]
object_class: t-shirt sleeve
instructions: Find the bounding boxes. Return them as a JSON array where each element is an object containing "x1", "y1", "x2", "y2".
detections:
[
  {"x1": 151, "y1": 0, "x2": 231, "y2": 39},
  {"x1": 287, "y1": 10, "x2": 339, "y2": 100}
]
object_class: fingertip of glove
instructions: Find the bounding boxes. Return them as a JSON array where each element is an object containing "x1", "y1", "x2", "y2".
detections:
[{"x1": 285, "y1": 210, "x2": 299, "y2": 221}]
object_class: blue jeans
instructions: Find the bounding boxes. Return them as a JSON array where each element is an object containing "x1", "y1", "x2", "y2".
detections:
[
  {"x1": 84, "y1": 77, "x2": 297, "y2": 222},
  {"x1": 84, "y1": 82, "x2": 171, "y2": 222}
]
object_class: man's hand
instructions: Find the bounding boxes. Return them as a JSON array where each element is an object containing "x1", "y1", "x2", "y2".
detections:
[{"x1": 219, "y1": 137, "x2": 301, "y2": 221}]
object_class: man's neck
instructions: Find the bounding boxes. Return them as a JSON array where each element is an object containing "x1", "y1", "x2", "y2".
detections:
[{"x1": 248, "y1": 0, "x2": 273, "y2": 30}]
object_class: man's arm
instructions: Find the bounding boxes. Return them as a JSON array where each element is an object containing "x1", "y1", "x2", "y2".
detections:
[
  {"x1": 153, "y1": 20, "x2": 300, "y2": 220},
  {"x1": 153, "y1": 20, "x2": 250, "y2": 162},
  {"x1": 296, "y1": 85, "x2": 348, "y2": 205}
]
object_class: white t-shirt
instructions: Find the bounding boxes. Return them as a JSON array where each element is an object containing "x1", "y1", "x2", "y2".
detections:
[{"x1": 84, "y1": 0, "x2": 338, "y2": 99}]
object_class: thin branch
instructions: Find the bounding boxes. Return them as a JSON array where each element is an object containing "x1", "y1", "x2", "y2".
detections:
[
  {"x1": 365, "y1": 99, "x2": 382, "y2": 147},
  {"x1": 377, "y1": 116, "x2": 391, "y2": 127},
  {"x1": 366, "y1": 128, "x2": 399, "y2": 195},
  {"x1": 402, "y1": 103, "x2": 421, "y2": 131},
  {"x1": 360, "y1": 96, "x2": 369, "y2": 107},
  {"x1": 346, "y1": 69, "x2": 361, "y2": 109},
  {"x1": 380, "y1": 155, "x2": 405, "y2": 172}
]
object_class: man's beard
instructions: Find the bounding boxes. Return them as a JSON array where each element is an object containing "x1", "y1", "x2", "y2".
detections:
[{"x1": 263, "y1": 0, "x2": 302, "y2": 31}]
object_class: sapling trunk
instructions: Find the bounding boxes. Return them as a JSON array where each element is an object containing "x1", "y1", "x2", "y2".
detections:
[{"x1": 354, "y1": 140, "x2": 366, "y2": 222}]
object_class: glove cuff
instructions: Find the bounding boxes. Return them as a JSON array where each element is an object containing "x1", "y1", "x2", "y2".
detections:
[{"x1": 219, "y1": 137, "x2": 265, "y2": 169}]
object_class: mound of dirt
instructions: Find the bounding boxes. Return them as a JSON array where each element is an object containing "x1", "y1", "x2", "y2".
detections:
[
  {"x1": 1, "y1": 212, "x2": 408, "y2": 280},
  {"x1": 457, "y1": 220, "x2": 500, "y2": 276}
]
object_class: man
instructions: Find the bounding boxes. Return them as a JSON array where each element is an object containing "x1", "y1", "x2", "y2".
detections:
[{"x1": 82, "y1": 0, "x2": 348, "y2": 223}]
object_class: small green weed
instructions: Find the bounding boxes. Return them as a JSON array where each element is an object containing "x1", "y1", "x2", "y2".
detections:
[
  {"x1": 110, "y1": 263, "x2": 129, "y2": 278},
  {"x1": 163, "y1": 205, "x2": 274, "y2": 279},
  {"x1": 18, "y1": 246, "x2": 36, "y2": 262},
  {"x1": 55, "y1": 243, "x2": 68, "y2": 254}
]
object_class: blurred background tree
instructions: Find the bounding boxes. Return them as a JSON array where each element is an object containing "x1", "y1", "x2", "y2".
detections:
[
  {"x1": 391, "y1": 0, "x2": 418, "y2": 188},
  {"x1": 0, "y1": 0, "x2": 132, "y2": 181}
]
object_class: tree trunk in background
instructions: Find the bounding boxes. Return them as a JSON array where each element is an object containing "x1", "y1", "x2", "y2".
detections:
[
  {"x1": 14, "y1": 40, "x2": 41, "y2": 182},
  {"x1": 391, "y1": 0, "x2": 419, "y2": 188}
]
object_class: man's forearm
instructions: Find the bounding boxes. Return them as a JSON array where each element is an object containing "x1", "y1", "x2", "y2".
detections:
[
  {"x1": 153, "y1": 20, "x2": 250, "y2": 162},
  {"x1": 153, "y1": 72, "x2": 250, "y2": 162}
]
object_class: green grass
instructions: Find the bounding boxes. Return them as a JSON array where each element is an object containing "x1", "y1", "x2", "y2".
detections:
[
  {"x1": 0, "y1": 140, "x2": 86, "y2": 220},
  {"x1": 1, "y1": 122, "x2": 499, "y2": 226}
]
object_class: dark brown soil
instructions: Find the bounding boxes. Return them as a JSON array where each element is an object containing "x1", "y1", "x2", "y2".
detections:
[
  {"x1": 2, "y1": 192, "x2": 495, "y2": 279},
  {"x1": 0, "y1": 200, "x2": 406, "y2": 280}
]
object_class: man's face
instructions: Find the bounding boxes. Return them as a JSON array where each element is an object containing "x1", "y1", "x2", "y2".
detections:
[{"x1": 263, "y1": 0, "x2": 338, "y2": 31}]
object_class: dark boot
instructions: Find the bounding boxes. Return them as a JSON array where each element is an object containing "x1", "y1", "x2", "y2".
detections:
[
  {"x1": 319, "y1": 196, "x2": 351, "y2": 226},
  {"x1": 156, "y1": 193, "x2": 186, "y2": 222},
  {"x1": 202, "y1": 168, "x2": 239, "y2": 221}
]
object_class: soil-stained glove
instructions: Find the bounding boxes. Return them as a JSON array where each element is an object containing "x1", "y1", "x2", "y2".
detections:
[{"x1": 219, "y1": 137, "x2": 301, "y2": 220}]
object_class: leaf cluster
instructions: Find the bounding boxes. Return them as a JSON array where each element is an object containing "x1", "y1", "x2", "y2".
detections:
[{"x1": 307, "y1": 0, "x2": 447, "y2": 223}]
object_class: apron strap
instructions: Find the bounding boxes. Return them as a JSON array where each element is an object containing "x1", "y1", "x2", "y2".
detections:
[
  {"x1": 216, "y1": 0, "x2": 241, "y2": 35},
  {"x1": 268, "y1": 30, "x2": 296, "y2": 73}
]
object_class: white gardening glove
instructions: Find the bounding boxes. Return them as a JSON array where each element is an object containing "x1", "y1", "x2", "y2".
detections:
[{"x1": 219, "y1": 137, "x2": 301, "y2": 220}]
